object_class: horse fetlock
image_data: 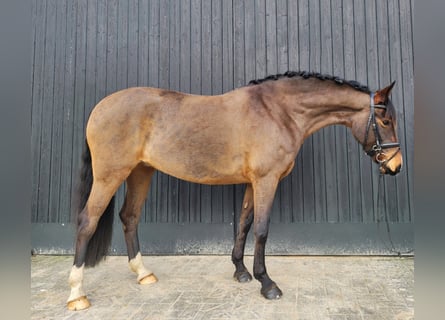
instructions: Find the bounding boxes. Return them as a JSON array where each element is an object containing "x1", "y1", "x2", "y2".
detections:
[
  {"x1": 129, "y1": 252, "x2": 156, "y2": 284},
  {"x1": 67, "y1": 264, "x2": 86, "y2": 303}
]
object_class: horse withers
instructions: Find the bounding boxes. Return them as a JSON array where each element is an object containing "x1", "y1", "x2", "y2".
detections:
[{"x1": 67, "y1": 71, "x2": 402, "y2": 310}]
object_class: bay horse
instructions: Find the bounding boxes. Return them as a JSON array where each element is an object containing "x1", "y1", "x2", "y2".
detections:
[{"x1": 67, "y1": 71, "x2": 402, "y2": 310}]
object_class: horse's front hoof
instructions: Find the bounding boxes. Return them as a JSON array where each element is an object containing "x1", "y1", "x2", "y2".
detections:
[
  {"x1": 139, "y1": 273, "x2": 158, "y2": 285},
  {"x1": 234, "y1": 270, "x2": 253, "y2": 283},
  {"x1": 67, "y1": 296, "x2": 91, "y2": 311},
  {"x1": 261, "y1": 284, "x2": 283, "y2": 300}
]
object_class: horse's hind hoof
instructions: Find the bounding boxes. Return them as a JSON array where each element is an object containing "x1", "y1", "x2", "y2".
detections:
[
  {"x1": 139, "y1": 273, "x2": 158, "y2": 285},
  {"x1": 234, "y1": 270, "x2": 252, "y2": 283},
  {"x1": 261, "y1": 284, "x2": 283, "y2": 300},
  {"x1": 67, "y1": 296, "x2": 91, "y2": 311}
]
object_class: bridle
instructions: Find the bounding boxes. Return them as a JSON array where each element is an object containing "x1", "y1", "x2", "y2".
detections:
[{"x1": 363, "y1": 93, "x2": 400, "y2": 168}]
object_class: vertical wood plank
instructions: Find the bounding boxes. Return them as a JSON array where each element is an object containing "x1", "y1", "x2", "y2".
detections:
[
  {"x1": 398, "y1": 0, "x2": 414, "y2": 222},
  {"x1": 287, "y1": 0, "x2": 299, "y2": 70},
  {"x1": 138, "y1": 0, "x2": 149, "y2": 86},
  {"x1": 117, "y1": 0, "x2": 128, "y2": 90},
  {"x1": 190, "y1": 0, "x2": 201, "y2": 95},
  {"x1": 276, "y1": 0, "x2": 288, "y2": 73},
  {"x1": 49, "y1": 0, "x2": 68, "y2": 222},
  {"x1": 233, "y1": 0, "x2": 245, "y2": 88},
  {"x1": 265, "y1": 0, "x2": 277, "y2": 75},
  {"x1": 85, "y1": 0, "x2": 98, "y2": 121},
  {"x1": 127, "y1": 0, "x2": 139, "y2": 88},
  {"x1": 31, "y1": 0, "x2": 41, "y2": 222},
  {"x1": 59, "y1": 0, "x2": 77, "y2": 222},
  {"x1": 33, "y1": 0, "x2": 48, "y2": 222},
  {"x1": 95, "y1": 0, "x2": 107, "y2": 100},
  {"x1": 106, "y1": 0, "x2": 118, "y2": 94},
  {"x1": 38, "y1": 0, "x2": 57, "y2": 222},
  {"x1": 255, "y1": 0, "x2": 266, "y2": 79},
  {"x1": 71, "y1": 0, "x2": 88, "y2": 223},
  {"x1": 244, "y1": 0, "x2": 255, "y2": 82},
  {"x1": 297, "y1": 0, "x2": 309, "y2": 69},
  {"x1": 158, "y1": 0, "x2": 170, "y2": 89}
]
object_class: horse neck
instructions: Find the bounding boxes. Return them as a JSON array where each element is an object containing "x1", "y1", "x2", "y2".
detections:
[{"x1": 286, "y1": 82, "x2": 370, "y2": 140}]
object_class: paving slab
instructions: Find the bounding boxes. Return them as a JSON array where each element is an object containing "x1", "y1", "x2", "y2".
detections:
[{"x1": 31, "y1": 255, "x2": 413, "y2": 320}]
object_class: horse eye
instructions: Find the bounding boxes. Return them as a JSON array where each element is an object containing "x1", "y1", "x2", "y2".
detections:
[{"x1": 382, "y1": 119, "x2": 390, "y2": 126}]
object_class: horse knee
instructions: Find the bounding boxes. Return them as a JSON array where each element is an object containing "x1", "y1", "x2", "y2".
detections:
[
  {"x1": 119, "y1": 210, "x2": 139, "y2": 232},
  {"x1": 254, "y1": 226, "x2": 269, "y2": 243}
]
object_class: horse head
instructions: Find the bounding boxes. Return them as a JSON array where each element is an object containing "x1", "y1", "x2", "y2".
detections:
[{"x1": 352, "y1": 81, "x2": 403, "y2": 175}]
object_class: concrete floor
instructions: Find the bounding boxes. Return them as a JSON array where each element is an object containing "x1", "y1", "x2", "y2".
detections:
[{"x1": 31, "y1": 255, "x2": 413, "y2": 320}]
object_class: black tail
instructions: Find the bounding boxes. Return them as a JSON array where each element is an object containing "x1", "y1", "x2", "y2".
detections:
[{"x1": 75, "y1": 140, "x2": 115, "y2": 267}]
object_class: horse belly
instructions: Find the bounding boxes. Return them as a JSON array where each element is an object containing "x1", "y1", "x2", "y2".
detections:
[
  {"x1": 144, "y1": 150, "x2": 247, "y2": 185},
  {"x1": 142, "y1": 132, "x2": 247, "y2": 185}
]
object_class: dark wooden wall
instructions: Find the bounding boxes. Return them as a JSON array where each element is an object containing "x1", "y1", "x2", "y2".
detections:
[{"x1": 31, "y1": 0, "x2": 414, "y2": 254}]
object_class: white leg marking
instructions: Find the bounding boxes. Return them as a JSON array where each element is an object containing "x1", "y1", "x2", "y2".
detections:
[
  {"x1": 129, "y1": 252, "x2": 153, "y2": 282},
  {"x1": 67, "y1": 264, "x2": 86, "y2": 302}
]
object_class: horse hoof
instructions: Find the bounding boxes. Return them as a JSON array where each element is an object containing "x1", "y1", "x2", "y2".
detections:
[
  {"x1": 234, "y1": 271, "x2": 252, "y2": 283},
  {"x1": 261, "y1": 285, "x2": 283, "y2": 300},
  {"x1": 67, "y1": 296, "x2": 91, "y2": 311},
  {"x1": 139, "y1": 273, "x2": 158, "y2": 285}
]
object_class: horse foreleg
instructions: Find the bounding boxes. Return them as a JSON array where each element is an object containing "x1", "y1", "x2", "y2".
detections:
[
  {"x1": 252, "y1": 177, "x2": 282, "y2": 300},
  {"x1": 119, "y1": 164, "x2": 158, "y2": 285},
  {"x1": 232, "y1": 184, "x2": 254, "y2": 282}
]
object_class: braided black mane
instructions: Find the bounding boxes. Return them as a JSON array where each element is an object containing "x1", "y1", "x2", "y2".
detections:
[{"x1": 248, "y1": 71, "x2": 371, "y2": 94}]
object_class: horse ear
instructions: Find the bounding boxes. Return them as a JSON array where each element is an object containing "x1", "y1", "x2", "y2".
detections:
[{"x1": 374, "y1": 81, "x2": 396, "y2": 104}]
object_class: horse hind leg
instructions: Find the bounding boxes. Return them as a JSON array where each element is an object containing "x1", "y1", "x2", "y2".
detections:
[
  {"x1": 67, "y1": 169, "x2": 130, "y2": 311},
  {"x1": 119, "y1": 163, "x2": 158, "y2": 285},
  {"x1": 232, "y1": 184, "x2": 254, "y2": 283}
]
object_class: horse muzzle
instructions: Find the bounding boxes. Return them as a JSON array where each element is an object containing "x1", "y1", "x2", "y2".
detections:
[
  {"x1": 377, "y1": 148, "x2": 403, "y2": 176},
  {"x1": 379, "y1": 163, "x2": 401, "y2": 176}
]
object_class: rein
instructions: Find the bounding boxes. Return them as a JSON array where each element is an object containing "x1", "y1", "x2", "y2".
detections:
[
  {"x1": 364, "y1": 93, "x2": 412, "y2": 255},
  {"x1": 376, "y1": 174, "x2": 414, "y2": 256},
  {"x1": 363, "y1": 93, "x2": 400, "y2": 169}
]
